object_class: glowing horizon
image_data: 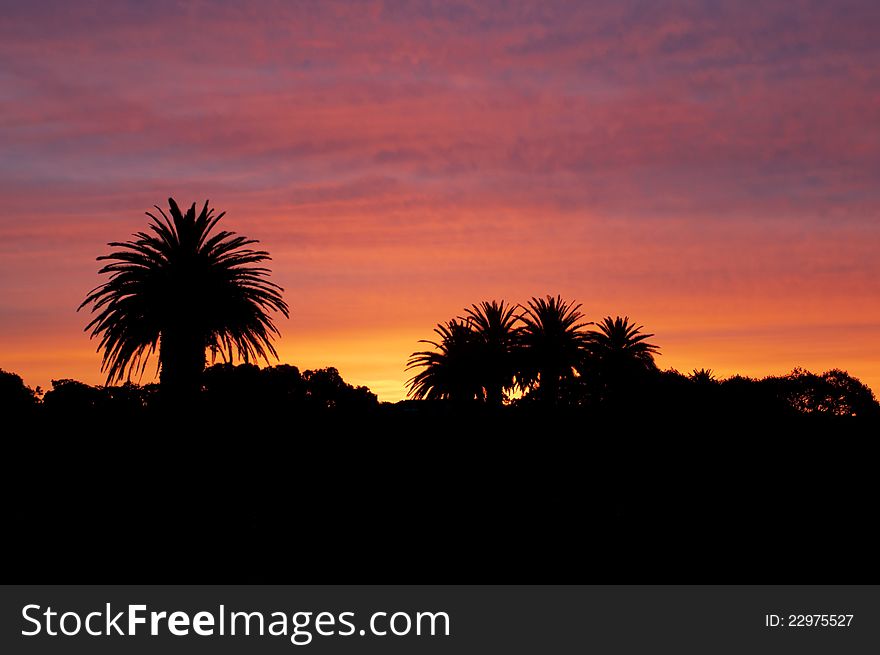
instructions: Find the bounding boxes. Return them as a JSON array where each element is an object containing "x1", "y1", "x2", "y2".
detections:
[{"x1": 1, "y1": 1, "x2": 879, "y2": 402}]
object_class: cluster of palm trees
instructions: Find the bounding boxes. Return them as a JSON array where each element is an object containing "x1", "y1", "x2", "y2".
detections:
[
  {"x1": 78, "y1": 198, "x2": 662, "y2": 411},
  {"x1": 406, "y1": 296, "x2": 660, "y2": 406}
]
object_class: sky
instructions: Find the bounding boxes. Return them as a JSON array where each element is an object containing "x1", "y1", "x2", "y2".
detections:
[{"x1": 1, "y1": 0, "x2": 879, "y2": 401}]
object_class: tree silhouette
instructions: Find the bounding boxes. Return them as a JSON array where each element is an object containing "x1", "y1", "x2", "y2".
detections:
[
  {"x1": 464, "y1": 300, "x2": 520, "y2": 406},
  {"x1": 584, "y1": 316, "x2": 659, "y2": 405},
  {"x1": 79, "y1": 198, "x2": 289, "y2": 402},
  {"x1": 778, "y1": 367, "x2": 879, "y2": 417},
  {"x1": 690, "y1": 368, "x2": 717, "y2": 384},
  {"x1": 406, "y1": 318, "x2": 484, "y2": 402},
  {"x1": 0, "y1": 368, "x2": 39, "y2": 416},
  {"x1": 586, "y1": 316, "x2": 660, "y2": 372},
  {"x1": 518, "y1": 295, "x2": 591, "y2": 405}
]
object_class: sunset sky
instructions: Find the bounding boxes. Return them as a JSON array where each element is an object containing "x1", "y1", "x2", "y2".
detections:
[{"x1": 2, "y1": 0, "x2": 879, "y2": 401}]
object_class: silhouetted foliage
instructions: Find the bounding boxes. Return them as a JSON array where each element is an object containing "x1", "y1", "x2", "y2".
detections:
[
  {"x1": 465, "y1": 300, "x2": 521, "y2": 406},
  {"x1": 406, "y1": 296, "x2": 880, "y2": 419},
  {"x1": 0, "y1": 368, "x2": 39, "y2": 416},
  {"x1": 202, "y1": 362, "x2": 376, "y2": 413},
  {"x1": 581, "y1": 316, "x2": 660, "y2": 408},
  {"x1": 15, "y1": 362, "x2": 375, "y2": 425},
  {"x1": 586, "y1": 316, "x2": 660, "y2": 372},
  {"x1": 406, "y1": 300, "x2": 522, "y2": 405},
  {"x1": 641, "y1": 367, "x2": 880, "y2": 420},
  {"x1": 406, "y1": 319, "x2": 484, "y2": 402},
  {"x1": 771, "y1": 367, "x2": 879, "y2": 417},
  {"x1": 690, "y1": 368, "x2": 717, "y2": 384},
  {"x1": 79, "y1": 198, "x2": 289, "y2": 403},
  {"x1": 42, "y1": 379, "x2": 104, "y2": 414},
  {"x1": 6, "y1": 356, "x2": 879, "y2": 585},
  {"x1": 514, "y1": 295, "x2": 591, "y2": 405},
  {"x1": 40, "y1": 378, "x2": 156, "y2": 420},
  {"x1": 302, "y1": 367, "x2": 378, "y2": 410}
]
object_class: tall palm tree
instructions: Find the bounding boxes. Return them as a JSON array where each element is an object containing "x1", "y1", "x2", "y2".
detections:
[
  {"x1": 464, "y1": 300, "x2": 520, "y2": 406},
  {"x1": 406, "y1": 318, "x2": 484, "y2": 402},
  {"x1": 79, "y1": 198, "x2": 289, "y2": 402},
  {"x1": 518, "y1": 295, "x2": 591, "y2": 405},
  {"x1": 584, "y1": 316, "x2": 659, "y2": 404}
]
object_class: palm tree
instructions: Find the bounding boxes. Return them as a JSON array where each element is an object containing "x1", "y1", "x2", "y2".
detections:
[
  {"x1": 464, "y1": 300, "x2": 520, "y2": 406},
  {"x1": 517, "y1": 295, "x2": 591, "y2": 405},
  {"x1": 587, "y1": 316, "x2": 660, "y2": 368},
  {"x1": 406, "y1": 318, "x2": 484, "y2": 402},
  {"x1": 690, "y1": 368, "x2": 717, "y2": 384},
  {"x1": 584, "y1": 316, "x2": 659, "y2": 403},
  {"x1": 79, "y1": 198, "x2": 289, "y2": 403}
]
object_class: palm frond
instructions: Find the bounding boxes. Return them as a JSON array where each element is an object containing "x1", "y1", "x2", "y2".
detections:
[
  {"x1": 516, "y1": 295, "x2": 591, "y2": 399},
  {"x1": 587, "y1": 316, "x2": 660, "y2": 365},
  {"x1": 406, "y1": 318, "x2": 484, "y2": 401}
]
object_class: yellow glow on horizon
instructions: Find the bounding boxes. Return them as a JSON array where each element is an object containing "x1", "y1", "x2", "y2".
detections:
[{"x1": 5, "y1": 320, "x2": 878, "y2": 405}]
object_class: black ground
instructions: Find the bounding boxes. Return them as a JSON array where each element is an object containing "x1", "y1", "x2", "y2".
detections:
[{"x1": 5, "y1": 407, "x2": 877, "y2": 583}]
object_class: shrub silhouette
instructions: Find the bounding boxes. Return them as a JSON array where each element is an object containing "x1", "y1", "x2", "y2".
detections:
[
  {"x1": 772, "y1": 367, "x2": 879, "y2": 417},
  {"x1": 202, "y1": 363, "x2": 376, "y2": 413},
  {"x1": 0, "y1": 369, "x2": 39, "y2": 416}
]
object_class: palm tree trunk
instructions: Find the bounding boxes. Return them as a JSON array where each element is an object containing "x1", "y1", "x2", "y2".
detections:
[
  {"x1": 159, "y1": 328, "x2": 206, "y2": 407},
  {"x1": 540, "y1": 370, "x2": 561, "y2": 406}
]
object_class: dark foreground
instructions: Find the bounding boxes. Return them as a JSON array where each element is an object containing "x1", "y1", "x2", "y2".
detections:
[{"x1": 3, "y1": 404, "x2": 877, "y2": 584}]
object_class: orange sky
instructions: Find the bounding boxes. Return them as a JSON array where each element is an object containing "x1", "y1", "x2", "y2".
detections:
[{"x1": 1, "y1": 1, "x2": 879, "y2": 401}]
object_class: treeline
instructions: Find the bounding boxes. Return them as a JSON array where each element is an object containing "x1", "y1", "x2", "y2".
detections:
[
  {"x1": 0, "y1": 364, "x2": 378, "y2": 420},
  {"x1": 2, "y1": 364, "x2": 877, "y2": 423},
  {"x1": 405, "y1": 296, "x2": 880, "y2": 418},
  {"x1": 2, "y1": 288, "x2": 878, "y2": 422},
  {"x1": 622, "y1": 366, "x2": 879, "y2": 419}
]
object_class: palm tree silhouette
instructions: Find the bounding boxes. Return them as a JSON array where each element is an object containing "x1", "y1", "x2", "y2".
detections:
[
  {"x1": 690, "y1": 368, "x2": 717, "y2": 384},
  {"x1": 587, "y1": 316, "x2": 660, "y2": 370},
  {"x1": 79, "y1": 198, "x2": 289, "y2": 402},
  {"x1": 406, "y1": 318, "x2": 484, "y2": 402},
  {"x1": 518, "y1": 295, "x2": 591, "y2": 405},
  {"x1": 464, "y1": 300, "x2": 520, "y2": 406},
  {"x1": 584, "y1": 316, "x2": 659, "y2": 403}
]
